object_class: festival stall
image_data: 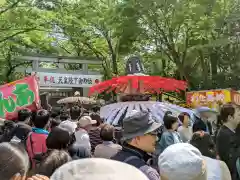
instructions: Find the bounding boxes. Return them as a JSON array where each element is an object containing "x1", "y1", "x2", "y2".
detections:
[
  {"x1": 186, "y1": 89, "x2": 240, "y2": 111},
  {"x1": 0, "y1": 75, "x2": 40, "y2": 120},
  {"x1": 89, "y1": 56, "x2": 190, "y2": 126}
]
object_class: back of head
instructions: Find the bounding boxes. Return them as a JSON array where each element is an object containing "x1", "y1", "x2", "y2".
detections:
[
  {"x1": 158, "y1": 143, "x2": 206, "y2": 180},
  {"x1": 68, "y1": 144, "x2": 91, "y2": 159},
  {"x1": 18, "y1": 108, "x2": 32, "y2": 122},
  {"x1": 37, "y1": 150, "x2": 72, "y2": 177},
  {"x1": 0, "y1": 142, "x2": 29, "y2": 180},
  {"x1": 92, "y1": 105, "x2": 100, "y2": 113},
  {"x1": 190, "y1": 131, "x2": 216, "y2": 159},
  {"x1": 50, "y1": 158, "x2": 149, "y2": 180},
  {"x1": 33, "y1": 109, "x2": 50, "y2": 129},
  {"x1": 50, "y1": 118, "x2": 61, "y2": 129},
  {"x1": 60, "y1": 113, "x2": 70, "y2": 122},
  {"x1": 90, "y1": 113, "x2": 102, "y2": 126},
  {"x1": 70, "y1": 106, "x2": 81, "y2": 120},
  {"x1": 46, "y1": 127, "x2": 71, "y2": 150},
  {"x1": 100, "y1": 124, "x2": 114, "y2": 141},
  {"x1": 51, "y1": 111, "x2": 60, "y2": 119}
]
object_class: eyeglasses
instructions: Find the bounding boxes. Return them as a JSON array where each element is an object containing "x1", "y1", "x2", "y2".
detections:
[{"x1": 148, "y1": 131, "x2": 158, "y2": 136}]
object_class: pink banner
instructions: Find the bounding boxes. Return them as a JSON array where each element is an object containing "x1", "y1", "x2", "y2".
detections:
[{"x1": 0, "y1": 76, "x2": 40, "y2": 120}]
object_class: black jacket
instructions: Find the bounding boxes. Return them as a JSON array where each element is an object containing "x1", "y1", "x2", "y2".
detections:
[
  {"x1": 193, "y1": 116, "x2": 213, "y2": 135},
  {"x1": 111, "y1": 143, "x2": 160, "y2": 180}
]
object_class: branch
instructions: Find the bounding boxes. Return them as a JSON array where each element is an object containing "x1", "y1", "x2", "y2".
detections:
[
  {"x1": 0, "y1": 0, "x2": 23, "y2": 16},
  {"x1": 0, "y1": 26, "x2": 49, "y2": 43},
  {"x1": 57, "y1": 43, "x2": 72, "y2": 54},
  {"x1": 181, "y1": 28, "x2": 190, "y2": 64}
]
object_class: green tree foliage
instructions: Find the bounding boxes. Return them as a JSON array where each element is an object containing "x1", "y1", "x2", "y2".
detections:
[{"x1": 1, "y1": 0, "x2": 240, "y2": 90}]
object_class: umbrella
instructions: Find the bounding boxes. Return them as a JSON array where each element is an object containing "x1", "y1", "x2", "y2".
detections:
[
  {"x1": 89, "y1": 76, "x2": 187, "y2": 96},
  {"x1": 57, "y1": 96, "x2": 97, "y2": 105},
  {"x1": 100, "y1": 101, "x2": 194, "y2": 126}
]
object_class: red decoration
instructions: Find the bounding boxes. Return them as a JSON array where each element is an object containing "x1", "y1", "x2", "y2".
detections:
[
  {"x1": 44, "y1": 76, "x2": 48, "y2": 82},
  {"x1": 95, "y1": 79, "x2": 100, "y2": 84},
  {"x1": 89, "y1": 76, "x2": 187, "y2": 96}
]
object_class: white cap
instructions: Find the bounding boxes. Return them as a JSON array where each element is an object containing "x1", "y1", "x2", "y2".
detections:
[
  {"x1": 59, "y1": 120, "x2": 77, "y2": 134},
  {"x1": 78, "y1": 116, "x2": 97, "y2": 127},
  {"x1": 158, "y1": 143, "x2": 206, "y2": 180},
  {"x1": 50, "y1": 158, "x2": 149, "y2": 180}
]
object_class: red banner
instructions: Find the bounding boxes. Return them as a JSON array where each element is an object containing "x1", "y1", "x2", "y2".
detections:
[{"x1": 0, "y1": 76, "x2": 40, "y2": 120}]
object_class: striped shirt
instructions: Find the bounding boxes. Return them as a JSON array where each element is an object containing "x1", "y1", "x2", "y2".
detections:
[{"x1": 88, "y1": 128, "x2": 103, "y2": 152}]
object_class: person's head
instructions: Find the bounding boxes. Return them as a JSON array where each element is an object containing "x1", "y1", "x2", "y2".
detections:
[
  {"x1": 90, "y1": 113, "x2": 102, "y2": 127},
  {"x1": 58, "y1": 120, "x2": 77, "y2": 146},
  {"x1": 220, "y1": 103, "x2": 240, "y2": 127},
  {"x1": 46, "y1": 127, "x2": 72, "y2": 150},
  {"x1": 50, "y1": 158, "x2": 149, "y2": 180},
  {"x1": 70, "y1": 106, "x2": 81, "y2": 121},
  {"x1": 50, "y1": 111, "x2": 59, "y2": 119},
  {"x1": 37, "y1": 150, "x2": 71, "y2": 177},
  {"x1": 178, "y1": 112, "x2": 190, "y2": 127},
  {"x1": 163, "y1": 114, "x2": 179, "y2": 131},
  {"x1": 68, "y1": 144, "x2": 91, "y2": 160},
  {"x1": 196, "y1": 107, "x2": 215, "y2": 122},
  {"x1": 92, "y1": 105, "x2": 100, "y2": 113},
  {"x1": 158, "y1": 143, "x2": 207, "y2": 180},
  {"x1": 60, "y1": 113, "x2": 70, "y2": 122},
  {"x1": 50, "y1": 118, "x2": 61, "y2": 129},
  {"x1": 18, "y1": 109, "x2": 32, "y2": 123},
  {"x1": 32, "y1": 109, "x2": 50, "y2": 129},
  {"x1": 3, "y1": 120, "x2": 16, "y2": 134},
  {"x1": 123, "y1": 111, "x2": 161, "y2": 153},
  {"x1": 190, "y1": 131, "x2": 216, "y2": 159},
  {"x1": 0, "y1": 143, "x2": 29, "y2": 180},
  {"x1": 78, "y1": 116, "x2": 97, "y2": 131},
  {"x1": 100, "y1": 124, "x2": 115, "y2": 141}
]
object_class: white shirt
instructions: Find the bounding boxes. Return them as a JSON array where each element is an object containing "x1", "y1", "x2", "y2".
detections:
[
  {"x1": 74, "y1": 128, "x2": 91, "y2": 150},
  {"x1": 178, "y1": 126, "x2": 193, "y2": 142}
]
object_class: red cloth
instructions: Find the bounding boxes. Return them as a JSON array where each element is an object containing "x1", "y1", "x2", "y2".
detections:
[{"x1": 89, "y1": 76, "x2": 187, "y2": 96}]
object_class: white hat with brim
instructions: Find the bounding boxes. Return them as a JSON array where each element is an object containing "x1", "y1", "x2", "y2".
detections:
[{"x1": 50, "y1": 158, "x2": 149, "y2": 180}]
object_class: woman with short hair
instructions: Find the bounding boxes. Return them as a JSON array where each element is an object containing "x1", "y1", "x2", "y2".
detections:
[{"x1": 156, "y1": 113, "x2": 182, "y2": 154}]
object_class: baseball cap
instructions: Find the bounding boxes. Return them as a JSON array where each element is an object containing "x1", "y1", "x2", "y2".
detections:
[
  {"x1": 59, "y1": 120, "x2": 77, "y2": 134},
  {"x1": 158, "y1": 143, "x2": 206, "y2": 180},
  {"x1": 50, "y1": 158, "x2": 149, "y2": 180},
  {"x1": 78, "y1": 116, "x2": 97, "y2": 127}
]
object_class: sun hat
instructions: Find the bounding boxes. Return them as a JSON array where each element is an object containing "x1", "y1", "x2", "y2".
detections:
[
  {"x1": 122, "y1": 110, "x2": 161, "y2": 140},
  {"x1": 78, "y1": 116, "x2": 97, "y2": 127},
  {"x1": 158, "y1": 143, "x2": 207, "y2": 180},
  {"x1": 59, "y1": 120, "x2": 77, "y2": 134},
  {"x1": 50, "y1": 158, "x2": 149, "y2": 180}
]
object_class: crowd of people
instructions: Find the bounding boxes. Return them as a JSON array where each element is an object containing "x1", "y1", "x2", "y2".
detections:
[{"x1": 0, "y1": 102, "x2": 239, "y2": 180}]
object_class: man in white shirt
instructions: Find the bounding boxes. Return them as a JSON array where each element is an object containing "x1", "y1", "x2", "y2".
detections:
[{"x1": 75, "y1": 116, "x2": 97, "y2": 150}]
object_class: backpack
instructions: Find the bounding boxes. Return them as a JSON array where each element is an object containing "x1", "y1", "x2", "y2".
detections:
[{"x1": 26, "y1": 132, "x2": 48, "y2": 169}]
